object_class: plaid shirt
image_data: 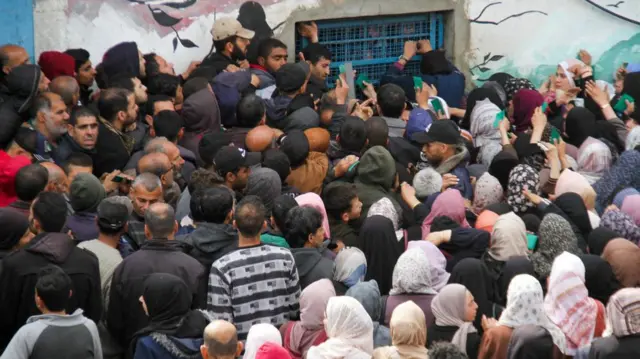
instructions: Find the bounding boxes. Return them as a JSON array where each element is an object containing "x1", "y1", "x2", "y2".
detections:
[{"x1": 126, "y1": 212, "x2": 146, "y2": 249}]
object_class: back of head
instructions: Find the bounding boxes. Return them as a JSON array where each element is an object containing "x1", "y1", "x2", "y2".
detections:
[
  {"x1": 145, "y1": 94, "x2": 174, "y2": 117},
  {"x1": 234, "y1": 195, "x2": 267, "y2": 238},
  {"x1": 98, "y1": 87, "x2": 131, "y2": 122},
  {"x1": 183, "y1": 77, "x2": 210, "y2": 101},
  {"x1": 191, "y1": 186, "x2": 234, "y2": 224},
  {"x1": 506, "y1": 325, "x2": 554, "y2": 359},
  {"x1": 279, "y1": 130, "x2": 309, "y2": 168},
  {"x1": 16, "y1": 164, "x2": 48, "y2": 202},
  {"x1": 153, "y1": 110, "x2": 184, "y2": 142},
  {"x1": 107, "y1": 73, "x2": 135, "y2": 92},
  {"x1": 144, "y1": 202, "x2": 176, "y2": 238},
  {"x1": 301, "y1": 43, "x2": 332, "y2": 65},
  {"x1": 245, "y1": 167, "x2": 282, "y2": 213},
  {"x1": 198, "y1": 132, "x2": 233, "y2": 168},
  {"x1": 339, "y1": 116, "x2": 367, "y2": 153},
  {"x1": 187, "y1": 168, "x2": 225, "y2": 195},
  {"x1": 304, "y1": 127, "x2": 330, "y2": 153},
  {"x1": 33, "y1": 192, "x2": 68, "y2": 233},
  {"x1": 245, "y1": 125, "x2": 275, "y2": 153},
  {"x1": 147, "y1": 73, "x2": 180, "y2": 98},
  {"x1": 35, "y1": 265, "x2": 72, "y2": 312},
  {"x1": 283, "y1": 206, "x2": 323, "y2": 248},
  {"x1": 202, "y1": 320, "x2": 240, "y2": 359},
  {"x1": 365, "y1": 117, "x2": 389, "y2": 148},
  {"x1": 137, "y1": 152, "x2": 172, "y2": 179},
  {"x1": 428, "y1": 341, "x2": 468, "y2": 359},
  {"x1": 236, "y1": 94, "x2": 265, "y2": 128},
  {"x1": 377, "y1": 84, "x2": 406, "y2": 118},
  {"x1": 413, "y1": 168, "x2": 443, "y2": 199},
  {"x1": 272, "y1": 195, "x2": 298, "y2": 232},
  {"x1": 70, "y1": 172, "x2": 106, "y2": 213},
  {"x1": 49, "y1": 76, "x2": 79, "y2": 108},
  {"x1": 357, "y1": 146, "x2": 395, "y2": 188},
  {"x1": 97, "y1": 197, "x2": 131, "y2": 235},
  {"x1": 262, "y1": 148, "x2": 291, "y2": 182},
  {"x1": 323, "y1": 183, "x2": 358, "y2": 221}
]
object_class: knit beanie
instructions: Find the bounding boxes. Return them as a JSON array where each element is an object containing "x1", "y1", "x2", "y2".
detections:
[
  {"x1": 245, "y1": 167, "x2": 282, "y2": 213},
  {"x1": 38, "y1": 51, "x2": 76, "y2": 80},
  {"x1": 102, "y1": 42, "x2": 140, "y2": 80},
  {"x1": 70, "y1": 173, "x2": 106, "y2": 213}
]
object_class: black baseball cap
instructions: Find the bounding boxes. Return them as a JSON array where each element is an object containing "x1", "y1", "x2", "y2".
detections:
[
  {"x1": 411, "y1": 119, "x2": 461, "y2": 145},
  {"x1": 97, "y1": 197, "x2": 131, "y2": 230},
  {"x1": 213, "y1": 146, "x2": 261, "y2": 176},
  {"x1": 198, "y1": 132, "x2": 233, "y2": 166},
  {"x1": 276, "y1": 63, "x2": 309, "y2": 93}
]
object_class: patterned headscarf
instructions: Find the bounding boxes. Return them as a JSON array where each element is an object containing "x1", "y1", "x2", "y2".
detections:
[
  {"x1": 530, "y1": 214, "x2": 581, "y2": 279},
  {"x1": 593, "y1": 150, "x2": 640, "y2": 210},
  {"x1": 473, "y1": 172, "x2": 504, "y2": 214},
  {"x1": 470, "y1": 98, "x2": 502, "y2": 148},
  {"x1": 606, "y1": 288, "x2": 640, "y2": 337},
  {"x1": 407, "y1": 241, "x2": 450, "y2": 292},
  {"x1": 503, "y1": 78, "x2": 536, "y2": 102},
  {"x1": 499, "y1": 274, "x2": 566, "y2": 353},
  {"x1": 577, "y1": 137, "x2": 613, "y2": 185},
  {"x1": 368, "y1": 197, "x2": 402, "y2": 239},
  {"x1": 390, "y1": 248, "x2": 438, "y2": 296},
  {"x1": 601, "y1": 209, "x2": 640, "y2": 245},
  {"x1": 507, "y1": 164, "x2": 540, "y2": 214},
  {"x1": 625, "y1": 126, "x2": 640, "y2": 151}
]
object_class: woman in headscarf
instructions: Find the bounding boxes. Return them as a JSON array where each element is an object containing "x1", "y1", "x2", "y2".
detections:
[
  {"x1": 587, "y1": 227, "x2": 619, "y2": 255},
  {"x1": 245, "y1": 324, "x2": 283, "y2": 359},
  {"x1": 593, "y1": 149, "x2": 640, "y2": 212},
  {"x1": 554, "y1": 169, "x2": 600, "y2": 228},
  {"x1": 0, "y1": 208, "x2": 29, "y2": 259},
  {"x1": 461, "y1": 87, "x2": 504, "y2": 129},
  {"x1": 488, "y1": 72, "x2": 513, "y2": 92},
  {"x1": 545, "y1": 252, "x2": 605, "y2": 355},
  {"x1": 368, "y1": 197, "x2": 402, "y2": 240},
  {"x1": 507, "y1": 164, "x2": 540, "y2": 215},
  {"x1": 589, "y1": 288, "x2": 640, "y2": 358},
  {"x1": 625, "y1": 126, "x2": 640, "y2": 150},
  {"x1": 448, "y1": 258, "x2": 502, "y2": 335},
  {"x1": 489, "y1": 150, "x2": 519, "y2": 192},
  {"x1": 602, "y1": 238, "x2": 640, "y2": 288},
  {"x1": 422, "y1": 189, "x2": 470, "y2": 236},
  {"x1": 307, "y1": 296, "x2": 374, "y2": 359},
  {"x1": 544, "y1": 192, "x2": 593, "y2": 252},
  {"x1": 503, "y1": 78, "x2": 536, "y2": 103},
  {"x1": 483, "y1": 212, "x2": 529, "y2": 278},
  {"x1": 381, "y1": 248, "x2": 438, "y2": 327},
  {"x1": 511, "y1": 89, "x2": 544, "y2": 133},
  {"x1": 373, "y1": 301, "x2": 429, "y2": 359},
  {"x1": 346, "y1": 280, "x2": 392, "y2": 348},
  {"x1": 600, "y1": 208, "x2": 640, "y2": 244},
  {"x1": 333, "y1": 247, "x2": 367, "y2": 295},
  {"x1": 281, "y1": 279, "x2": 334, "y2": 359},
  {"x1": 360, "y1": 216, "x2": 405, "y2": 296},
  {"x1": 620, "y1": 194, "x2": 640, "y2": 226},
  {"x1": 529, "y1": 213, "x2": 581, "y2": 281},
  {"x1": 256, "y1": 342, "x2": 292, "y2": 359},
  {"x1": 470, "y1": 98, "x2": 502, "y2": 148},
  {"x1": 495, "y1": 257, "x2": 535, "y2": 307},
  {"x1": 472, "y1": 173, "x2": 504, "y2": 215},
  {"x1": 296, "y1": 192, "x2": 331, "y2": 240},
  {"x1": 577, "y1": 254, "x2": 621, "y2": 305},
  {"x1": 131, "y1": 273, "x2": 210, "y2": 359},
  {"x1": 407, "y1": 241, "x2": 450, "y2": 292},
  {"x1": 428, "y1": 284, "x2": 481, "y2": 358},
  {"x1": 478, "y1": 274, "x2": 566, "y2": 359}
]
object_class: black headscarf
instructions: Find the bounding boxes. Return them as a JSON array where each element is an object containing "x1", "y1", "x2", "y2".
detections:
[
  {"x1": 623, "y1": 72, "x2": 640, "y2": 120},
  {"x1": 488, "y1": 72, "x2": 513, "y2": 90},
  {"x1": 489, "y1": 150, "x2": 519, "y2": 191},
  {"x1": 551, "y1": 192, "x2": 593, "y2": 251},
  {"x1": 129, "y1": 273, "x2": 209, "y2": 359},
  {"x1": 360, "y1": 215, "x2": 404, "y2": 296},
  {"x1": 564, "y1": 107, "x2": 624, "y2": 153},
  {"x1": 521, "y1": 214, "x2": 541, "y2": 234},
  {"x1": 0, "y1": 208, "x2": 29, "y2": 256},
  {"x1": 578, "y1": 254, "x2": 621, "y2": 305},
  {"x1": 496, "y1": 256, "x2": 535, "y2": 307},
  {"x1": 448, "y1": 258, "x2": 501, "y2": 334},
  {"x1": 587, "y1": 227, "x2": 620, "y2": 255},
  {"x1": 461, "y1": 88, "x2": 504, "y2": 130},
  {"x1": 507, "y1": 325, "x2": 555, "y2": 359},
  {"x1": 484, "y1": 203, "x2": 513, "y2": 216},
  {"x1": 513, "y1": 133, "x2": 545, "y2": 172}
]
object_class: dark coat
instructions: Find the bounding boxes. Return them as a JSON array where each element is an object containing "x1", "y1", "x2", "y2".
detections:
[
  {"x1": 201, "y1": 52, "x2": 235, "y2": 76},
  {"x1": 0, "y1": 65, "x2": 41, "y2": 149},
  {"x1": 427, "y1": 325, "x2": 481, "y2": 359},
  {"x1": 589, "y1": 335, "x2": 640, "y2": 359},
  {"x1": 52, "y1": 133, "x2": 97, "y2": 166},
  {"x1": 134, "y1": 334, "x2": 203, "y2": 359},
  {"x1": 106, "y1": 239, "x2": 206, "y2": 350},
  {"x1": 0, "y1": 232, "x2": 102, "y2": 350},
  {"x1": 176, "y1": 222, "x2": 238, "y2": 275},
  {"x1": 290, "y1": 247, "x2": 334, "y2": 290},
  {"x1": 93, "y1": 118, "x2": 134, "y2": 177}
]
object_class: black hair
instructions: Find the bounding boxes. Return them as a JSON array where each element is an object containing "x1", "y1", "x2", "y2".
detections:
[
  {"x1": 146, "y1": 73, "x2": 180, "y2": 98},
  {"x1": 98, "y1": 88, "x2": 131, "y2": 122},
  {"x1": 63, "y1": 152, "x2": 93, "y2": 174},
  {"x1": 153, "y1": 110, "x2": 184, "y2": 142},
  {"x1": 236, "y1": 94, "x2": 265, "y2": 127},
  {"x1": 234, "y1": 195, "x2": 267, "y2": 237},
  {"x1": 365, "y1": 117, "x2": 389, "y2": 148},
  {"x1": 271, "y1": 195, "x2": 298, "y2": 232},
  {"x1": 339, "y1": 116, "x2": 367, "y2": 153},
  {"x1": 284, "y1": 206, "x2": 323, "y2": 248},
  {"x1": 323, "y1": 183, "x2": 358, "y2": 221},
  {"x1": 256, "y1": 38, "x2": 287, "y2": 63},
  {"x1": 64, "y1": 48, "x2": 91, "y2": 72},
  {"x1": 94, "y1": 63, "x2": 108, "y2": 89},
  {"x1": 428, "y1": 342, "x2": 469, "y2": 359},
  {"x1": 182, "y1": 77, "x2": 210, "y2": 101},
  {"x1": 188, "y1": 66, "x2": 217, "y2": 82},
  {"x1": 145, "y1": 94, "x2": 173, "y2": 117},
  {"x1": 377, "y1": 84, "x2": 406, "y2": 118},
  {"x1": 213, "y1": 36, "x2": 238, "y2": 54},
  {"x1": 262, "y1": 148, "x2": 291, "y2": 182},
  {"x1": 15, "y1": 164, "x2": 48, "y2": 201},
  {"x1": 107, "y1": 73, "x2": 135, "y2": 91},
  {"x1": 69, "y1": 106, "x2": 97, "y2": 126},
  {"x1": 187, "y1": 168, "x2": 225, "y2": 194},
  {"x1": 301, "y1": 43, "x2": 332, "y2": 65},
  {"x1": 191, "y1": 187, "x2": 234, "y2": 224},
  {"x1": 33, "y1": 192, "x2": 68, "y2": 233},
  {"x1": 143, "y1": 53, "x2": 161, "y2": 79},
  {"x1": 35, "y1": 265, "x2": 72, "y2": 312}
]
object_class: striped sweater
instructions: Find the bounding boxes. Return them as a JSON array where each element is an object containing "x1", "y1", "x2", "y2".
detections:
[{"x1": 207, "y1": 244, "x2": 301, "y2": 340}]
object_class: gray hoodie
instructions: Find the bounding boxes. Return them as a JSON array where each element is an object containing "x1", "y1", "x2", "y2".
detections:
[
  {"x1": 1, "y1": 309, "x2": 101, "y2": 359},
  {"x1": 290, "y1": 247, "x2": 334, "y2": 290}
]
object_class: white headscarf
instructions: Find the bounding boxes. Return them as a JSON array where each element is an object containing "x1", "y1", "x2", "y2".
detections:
[
  {"x1": 243, "y1": 323, "x2": 282, "y2": 359},
  {"x1": 307, "y1": 296, "x2": 374, "y2": 359},
  {"x1": 334, "y1": 247, "x2": 368, "y2": 287},
  {"x1": 498, "y1": 274, "x2": 566, "y2": 354},
  {"x1": 390, "y1": 248, "x2": 438, "y2": 296},
  {"x1": 470, "y1": 98, "x2": 502, "y2": 148}
]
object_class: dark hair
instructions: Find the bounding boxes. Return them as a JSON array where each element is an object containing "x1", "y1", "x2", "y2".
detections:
[
  {"x1": 145, "y1": 94, "x2": 173, "y2": 117},
  {"x1": 256, "y1": 38, "x2": 287, "y2": 62},
  {"x1": 98, "y1": 88, "x2": 131, "y2": 122},
  {"x1": 63, "y1": 152, "x2": 93, "y2": 174},
  {"x1": 188, "y1": 66, "x2": 217, "y2": 82},
  {"x1": 15, "y1": 164, "x2": 48, "y2": 201},
  {"x1": 35, "y1": 265, "x2": 72, "y2": 312},
  {"x1": 191, "y1": 187, "x2": 234, "y2": 223},
  {"x1": 153, "y1": 110, "x2": 183, "y2": 142},
  {"x1": 236, "y1": 94, "x2": 265, "y2": 128},
  {"x1": 272, "y1": 195, "x2": 298, "y2": 232},
  {"x1": 365, "y1": 117, "x2": 389, "y2": 148},
  {"x1": 64, "y1": 48, "x2": 91, "y2": 72},
  {"x1": 107, "y1": 73, "x2": 135, "y2": 91},
  {"x1": 147, "y1": 73, "x2": 180, "y2": 98},
  {"x1": 187, "y1": 168, "x2": 225, "y2": 194},
  {"x1": 339, "y1": 116, "x2": 367, "y2": 152},
  {"x1": 323, "y1": 183, "x2": 358, "y2": 220},
  {"x1": 301, "y1": 43, "x2": 332, "y2": 65},
  {"x1": 262, "y1": 149, "x2": 291, "y2": 182},
  {"x1": 69, "y1": 106, "x2": 97, "y2": 126},
  {"x1": 33, "y1": 192, "x2": 68, "y2": 232},
  {"x1": 94, "y1": 63, "x2": 108, "y2": 89},
  {"x1": 428, "y1": 342, "x2": 469, "y2": 359},
  {"x1": 143, "y1": 53, "x2": 161, "y2": 79},
  {"x1": 234, "y1": 195, "x2": 267, "y2": 237},
  {"x1": 213, "y1": 36, "x2": 238, "y2": 54},
  {"x1": 182, "y1": 77, "x2": 210, "y2": 101},
  {"x1": 284, "y1": 206, "x2": 323, "y2": 248},
  {"x1": 377, "y1": 84, "x2": 406, "y2": 118}
]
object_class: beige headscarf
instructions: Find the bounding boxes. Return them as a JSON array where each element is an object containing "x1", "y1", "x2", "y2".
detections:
[
  {"x1": 489, "y1": 212, "x2": 529, "y2": 261},
  {"x1": 373, "y1": 301, "x2": 429, "y2": 359},
  {"x1": 430, "y1": 284, "x2": 477, "y2": 354}
]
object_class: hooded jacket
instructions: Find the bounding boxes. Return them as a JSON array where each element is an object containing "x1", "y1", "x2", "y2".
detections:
[
  {"x1": 0, "y1": 151, "x2": 32, "y2": 207},
  {"x1": 265, "y1": 95, "x2": 293, "y2": 128},
  {"x1": 177, "y1": 222, "x2": 238, "y2": 274},
  {"x1": 290, "y1": 247, "x2": 334, "y2": 290},
  {"x1": 306, "y1": 75, "x2": 328, "y2": 101},
  {"x1": 286, "y1": 152, "x2": 330, "y2": 195},
  {"x1": 0, "y1": 232, "x2": 102, "y2": 350},
  {"x1": 432, "y1": 143, "x2": 473, "y2": 199},
  {"x1": 354, "y1": 146, "x2": 402, "y2": 221},
  {"x1": 93, "y1": 117, "x2": 135, "y2": 177},
  {"x1": 134, "y1": 333, "x2": 203, "y2": 359},
  {"x1": 179, "y1": 89, "x2": 221, "y2": 162},
  {"x1": 102, "y1": 42, "x2": 141, "y2": 80},
  {"x1": 0, "y1": 65, "x2": 41, "y2": 148}
]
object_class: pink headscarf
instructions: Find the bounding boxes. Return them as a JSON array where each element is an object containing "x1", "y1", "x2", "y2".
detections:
[
  {"x1": 512, "y1": 89, "x2": 544, "y2": 133},
  {"x1": 422, "y1": 189, "x2": 470, "y2": 235},
  {"x1": 621, "y1": 194, "x2": 640, "y2": 226},
  {"x1": 407, "y1": 241, "x2": 450, "y2": 291},
  {"x1": 295, "y1": 193, "x2": 331, "y2": 239},
  {"x1": 555, "y1": 169, "x2": 596, "y2": 210}
]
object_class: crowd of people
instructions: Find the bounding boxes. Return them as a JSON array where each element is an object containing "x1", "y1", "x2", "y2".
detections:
[{"x1": 0, "y1": 5, "x2": 640, "y2": 359}]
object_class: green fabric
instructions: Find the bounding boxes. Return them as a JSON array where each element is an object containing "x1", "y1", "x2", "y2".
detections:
[{"x1": 261, "y1": 233, "x2": 290, "y2": 248}]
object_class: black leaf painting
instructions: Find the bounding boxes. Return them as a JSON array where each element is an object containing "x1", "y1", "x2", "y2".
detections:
[
  {"x1": 149, "y1": 7, "x2": 182, "y2": 26},
  {"x1": 471, "y1": 52, "x2": 505, "y2": 76},
  {"x1": 490, "y1": 55, "x2": 504, "y2": 61},
  {"x1": 140, "y1": 3, "x2": 199, "y2": 52},
  {"x1": 479, "y1": 67, "x2": 491, "y2": 72},
  {"x1": 172, "y1": 37, "x2": 178, "y2": 52},
  {"x1": 179, "y1": 39, "x2": 198, "y2": 48}
]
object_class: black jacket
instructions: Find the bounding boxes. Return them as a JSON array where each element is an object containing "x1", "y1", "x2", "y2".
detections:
[
  {"x1": 306, "y1": 75, "x2": 327, "y2": 101},
  {"x1": 427, "y1": 325, "x2": 481, "y2": 359},
  {"x1": 176, "y1": 222, "x2": 238, "y2": 274},
  {"x1": 106, "y1": 239, "x2": 206, "y2": 350},
  {"x1": 290, "y1": 247, "x2": 334, "y2": 290},
  {"x1": 0, "y1": 65, "x2": 41, "y2": 149},
  {"x1": 52, "y1": 133, "x2": 97, "y2": 166},
  {"x1": 589, "y1": 335, "x2": 640, "y2": 359},
  {"x1": 0, "y1": 232, "x2": 102, "y2": 350},
  {"x1": 201, "y1": 52, "x2": 235, "y2": 76},
  {"x1": 93, "y1": 118, "x2": 134, "y2": 177}
]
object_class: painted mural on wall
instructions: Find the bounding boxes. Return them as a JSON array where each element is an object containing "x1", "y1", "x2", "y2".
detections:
[{"x1": 467, "y1": 0, "x2": 640, "y2": 86}]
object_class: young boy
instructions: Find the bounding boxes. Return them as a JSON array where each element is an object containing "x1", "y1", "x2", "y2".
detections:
[{"x1": 324, "y1": 183, "x2": 362, "y2": 248}]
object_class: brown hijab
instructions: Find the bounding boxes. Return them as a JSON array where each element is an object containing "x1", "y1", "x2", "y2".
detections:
[{"x1": 602, "y1": 238, "x2": 640, "y2": 288}]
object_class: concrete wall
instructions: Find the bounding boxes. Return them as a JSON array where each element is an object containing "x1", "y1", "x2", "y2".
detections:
[{"x1": 31, "y1": 0, "x2": 640, "y2": 84}]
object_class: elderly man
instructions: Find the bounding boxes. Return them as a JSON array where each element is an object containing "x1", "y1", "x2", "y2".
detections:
[
  {"x1": 126, "y1": 173, "x2": 164, "y2": 248},
  {"x1": 137, "y1": 152, "x2": 180, "y2": 209},
  {"x1": 200, "y1": 321, "x2": 243, "y2": 359},
  {"x1": 28, "y1": 92, "x2": 70, "y2": 161}
]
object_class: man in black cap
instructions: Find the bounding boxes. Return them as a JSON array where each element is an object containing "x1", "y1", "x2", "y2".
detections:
[
  {"x1": 411, "y1": 120, "x2": 472, "y2": 199},
  {"x1": 5, "y1": 127, "x2": 38, "y2": 160},
  {"x1": 265, "y1": 63, "x2": 310, "y2": 128},
  {"x1": 213, "y1": 146, "x2": 261, "y2": 195}
]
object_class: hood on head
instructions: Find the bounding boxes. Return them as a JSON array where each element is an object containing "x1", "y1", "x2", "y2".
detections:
[
  {"x1": 6, "y1": 64, "x2": 41, "y2": 113},
  {"x1": 26, "y1": 233, "x2": 75, "y2": 264},
  {"x1": 181, "y1": 223, "x2": 237, "y2": 253},
  {"x1": 357, "y1": 146, "x2": 396, "y2": 189},
  {"x1": 151, "y1": 333, "x2": 203, "y2": 359},
  {"x1": 102, "y1": 42, "x2": 140, "y2": 80},
  {"x1": 182, "y1": 88, "x2": 221, "y2": 133}
]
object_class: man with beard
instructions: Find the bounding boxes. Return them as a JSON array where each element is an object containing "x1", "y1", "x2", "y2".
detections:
[
  {"x1": 28, "y1": 92, "x2": 70, "y2": 161},
  {"x1": 203, "y1": 18, "x2": 255, "y2": 75},
  {"x1": 93, "y1": 88, "x2": 138, "y2": 176},
  {"x1": 250, "y1": 38, "x2": 288, "y2": 98},
  {"x1": 213, "y1": 146, "x2": 261, "y2": 197},
  {"x1": 53, "y1": 106, "x2": 99, "y2": 165},
  {"x1": 108, "y1": 73, "x2": 150, "y2": 152}
]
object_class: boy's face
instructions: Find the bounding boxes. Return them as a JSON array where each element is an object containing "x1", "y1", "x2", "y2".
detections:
[{"x1": 346, "y1": 197, "x2": 363, "y2": 221}]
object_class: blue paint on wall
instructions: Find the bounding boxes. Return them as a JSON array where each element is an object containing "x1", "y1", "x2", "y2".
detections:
[{"x1": 0, "y1": 0, "x2": 35, "y2": 58}]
